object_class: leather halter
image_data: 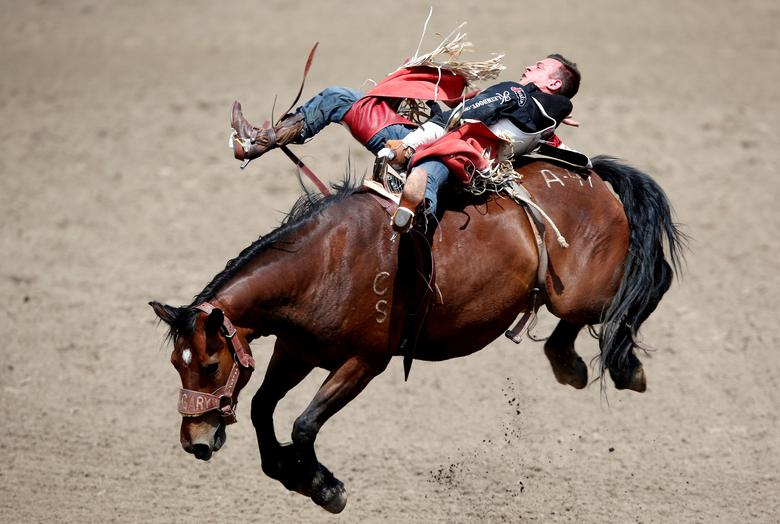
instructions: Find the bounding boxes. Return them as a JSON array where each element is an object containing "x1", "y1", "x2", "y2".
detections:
[{"x1": 176, "y1": 302, "x2": 255, "y2": 425}]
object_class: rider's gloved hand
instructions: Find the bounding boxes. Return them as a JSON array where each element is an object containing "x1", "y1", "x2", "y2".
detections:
[{"x1": 384, "y1": 139, "x2": 414, "y2": 170}]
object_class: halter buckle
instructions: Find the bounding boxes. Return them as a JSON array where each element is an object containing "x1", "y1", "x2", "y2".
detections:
[{"x1": 218, "y1": 395, "x2": 237, "y2": 424}]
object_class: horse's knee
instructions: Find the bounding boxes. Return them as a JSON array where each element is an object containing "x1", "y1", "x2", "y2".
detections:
[
  {"x1": 292, "y1": 414, "x2": 320, "y2": 448},
  {"x1": 250, "y1": 389, "x2": 275, "y2": 426},
  {"x1": 250, "y1": 393, "x2": 263, "y2": 423}
]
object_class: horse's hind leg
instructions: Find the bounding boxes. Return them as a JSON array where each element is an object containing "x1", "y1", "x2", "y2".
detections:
[
  {"x1": 289, "y1": 355, "x2": 386, "y2": 513},
  {"x1": 544, "y1": 320, "x2": 588, "y2": 389},
  {"x1": 609, "y1": 350, "x2": 647, "y2": 392},
  {"x1": 251, "y1": 341, "x2": 314, "y2": 486}
]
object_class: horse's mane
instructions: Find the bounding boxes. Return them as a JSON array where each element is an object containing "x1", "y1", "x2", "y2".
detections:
[
  {"x1": 163, "y1": 174, "x2": 364, "y2": 342},
  {"x1": 193, "y1": 175, "x2": 363, "y2": 306}
]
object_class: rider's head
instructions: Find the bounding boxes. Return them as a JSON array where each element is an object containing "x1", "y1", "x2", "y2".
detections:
[{"x1": 520, "y1": 54, "x2": 581, "y2": 99}]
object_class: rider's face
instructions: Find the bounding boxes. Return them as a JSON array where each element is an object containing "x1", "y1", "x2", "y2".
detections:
[{"x1": 520, "y1": 58, "x2": 564, "y2": 94}]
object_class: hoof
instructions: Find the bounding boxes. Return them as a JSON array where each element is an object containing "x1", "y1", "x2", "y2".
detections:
[
  {"x1": 316, "y1": 483, "x2": 347, "y2": 514},
  {"x1": 311, "y1": 464, "x2": 347, "y2": 513},
  {"x1": 611, "y1": 364, "x2": 647, "y2": 393},
  {"x1": 545, "y1": 348, "x2": 588, "y2": 389},
  {"x1": 567, "y1": 357, "x2": 589, "y2": 389}
]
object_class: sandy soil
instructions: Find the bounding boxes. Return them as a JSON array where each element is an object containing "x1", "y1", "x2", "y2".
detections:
[{"x1": 2, "y1": 1, "x2": 779, "y2": 522}]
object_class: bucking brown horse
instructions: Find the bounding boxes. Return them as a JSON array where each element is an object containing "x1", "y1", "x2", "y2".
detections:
[{"x1": 150, "y1": 156, "x2": 684, "y2": 513}]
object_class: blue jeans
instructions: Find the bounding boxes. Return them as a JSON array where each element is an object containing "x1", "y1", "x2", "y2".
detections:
[
  {"x1": 413, "y1": 160, "x2": 449, "y2": 216},
  {"x1": 297, "y1": 87, "x2": 450, "y2": 214}
]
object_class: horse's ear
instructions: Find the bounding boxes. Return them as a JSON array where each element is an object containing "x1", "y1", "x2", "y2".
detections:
[
  {"x1": 205, "y1": 307, "x2": 224, "y2": 334},
  {"x1": 149, "y1": 301, "x2": 178, "y2": 325}
]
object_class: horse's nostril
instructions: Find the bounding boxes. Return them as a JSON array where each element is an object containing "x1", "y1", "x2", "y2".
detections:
[{"x1": 192, "y1": 443, "x2": 212, "y2": 460}]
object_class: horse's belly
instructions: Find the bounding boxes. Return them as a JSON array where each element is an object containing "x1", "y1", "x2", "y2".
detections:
[{"x1": 413, "y1": 199, "x2": 538, "y2": 361}]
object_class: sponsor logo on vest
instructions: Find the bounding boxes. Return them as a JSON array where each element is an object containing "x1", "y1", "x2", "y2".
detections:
[
  {"x1": 511, "y1": 86, "x2": 527, "y2": 106},
  {"x1": 465, "y1": 90, "x2": 513, "y2": 112}
]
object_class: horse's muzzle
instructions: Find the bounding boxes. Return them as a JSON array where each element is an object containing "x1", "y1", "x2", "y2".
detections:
[
  {"x1": 181, "y1": 417, "x2": 225, "y2": 460},
  {"x1": 191, "y1": 443, "x2": 213, "y2": 461}
]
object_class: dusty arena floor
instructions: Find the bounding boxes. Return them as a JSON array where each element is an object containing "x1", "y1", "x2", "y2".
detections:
[{"x1": 2, "y1": 1, "x2": 779, "y2": 522}]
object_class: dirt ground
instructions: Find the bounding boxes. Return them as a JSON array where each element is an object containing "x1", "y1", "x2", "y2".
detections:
[{"x1": 2, "y1": 1, "x2": 779, "y2": 522}]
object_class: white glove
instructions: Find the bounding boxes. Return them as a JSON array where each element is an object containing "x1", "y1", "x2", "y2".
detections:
[{"x1": 401, "y1": 121, "x2": 446, "y2": 149}]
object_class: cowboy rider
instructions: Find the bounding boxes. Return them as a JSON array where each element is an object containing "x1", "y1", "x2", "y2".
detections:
[{"x1": 231, "y1": 54, "x2": 581, "y2": 231}]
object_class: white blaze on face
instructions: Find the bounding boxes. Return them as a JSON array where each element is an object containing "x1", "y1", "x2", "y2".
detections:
[{"x1": 182, "y1": 348, "x2": 193, "y2": 366}]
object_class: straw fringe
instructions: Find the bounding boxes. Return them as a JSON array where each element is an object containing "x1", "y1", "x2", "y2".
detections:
[
  {"x1": 468, "y1": 156, "x2": 523, "y2": 197},
  {"x1": 392, "y1": 21, "x2": 505, "y2": 123},
  {"x1": 398, "y1": 22, "x2": 505, "y2": 84}
]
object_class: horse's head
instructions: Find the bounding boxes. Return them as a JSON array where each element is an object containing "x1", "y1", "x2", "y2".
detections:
[{"x1": 150, "y1": 301, "x2": 254, "y2": 461}]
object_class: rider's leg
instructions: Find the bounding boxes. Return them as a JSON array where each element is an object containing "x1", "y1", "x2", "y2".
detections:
[
  {"x1": 232, "y1": 87, "x2": 362, "y2": 161},
  {"x1": 296, "y1": 87, "x2": 361, "y2": 139},
  {"x1": 231, "y1": 102, "x2": 305, "y2": 161},
  {"x1": 391, "y1": 159, "x2": 449, "y2": 232},
  {"x1": 416, "y1": 159, "x2": 449, "y2": 216}
]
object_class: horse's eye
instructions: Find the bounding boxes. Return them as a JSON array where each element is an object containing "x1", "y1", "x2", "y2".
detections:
[{"x1": 203, "y1": 362, "x2": 219, "y2": 375}]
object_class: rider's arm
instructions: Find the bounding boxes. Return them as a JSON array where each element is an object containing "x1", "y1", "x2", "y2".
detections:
[
  {"x1": 430, "y1": 82, "x2": 521, "y2": 128},
  {"x1": 401, "y1": 121, "x2": 446, "y2": 149},
  {"x1": 400, "y1": 82, "x2": 517, "y2": 149},
  {"x1": 384, "y1": 120, "x2": 446, "y2": 169},
  {"x1": 529, "y1": 91, "x2": 573, "y2": 130}
]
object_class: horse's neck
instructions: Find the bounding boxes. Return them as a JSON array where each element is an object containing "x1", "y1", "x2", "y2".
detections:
[{"x1": 211, "y1": 211, "x2": 339, "y2": 335}]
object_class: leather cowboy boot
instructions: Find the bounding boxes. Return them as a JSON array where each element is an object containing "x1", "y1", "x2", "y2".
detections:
[
  {"x1": 391, "y1": 167, "x2": 428, "y2": 233},
  {"x1": 231, "y1": 101, "x2": 305, "y2": 161}
]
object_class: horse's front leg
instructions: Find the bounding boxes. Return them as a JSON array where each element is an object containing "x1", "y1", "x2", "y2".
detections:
[
  {"x1": 288, "y1": 355, "x2": 386, "y2": 513},
  {"x1": 251, "y1": 340, "x2": 313, "y2": 483}
]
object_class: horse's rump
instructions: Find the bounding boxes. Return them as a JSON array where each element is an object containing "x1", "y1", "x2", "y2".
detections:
[{"x1": 517, "y1": 161, "x2": 630, "y2": 322}]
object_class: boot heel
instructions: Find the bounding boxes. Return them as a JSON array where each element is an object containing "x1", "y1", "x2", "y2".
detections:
[
  {"x1": 232, "y1": 136, "x2": 248, "y2": 160},
  {"x1": 391, "y1": 207, "x2": 415, "y2": 233}
]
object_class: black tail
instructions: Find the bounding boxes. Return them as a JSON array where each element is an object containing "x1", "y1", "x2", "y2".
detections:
[{"x1": 591, "y1": 156, "x2": 687, "y2": 379}]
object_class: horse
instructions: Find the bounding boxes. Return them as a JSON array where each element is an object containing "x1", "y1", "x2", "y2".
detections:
[{"x1": 150, "y1": 156, "x2": 684, "y2": 513}]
